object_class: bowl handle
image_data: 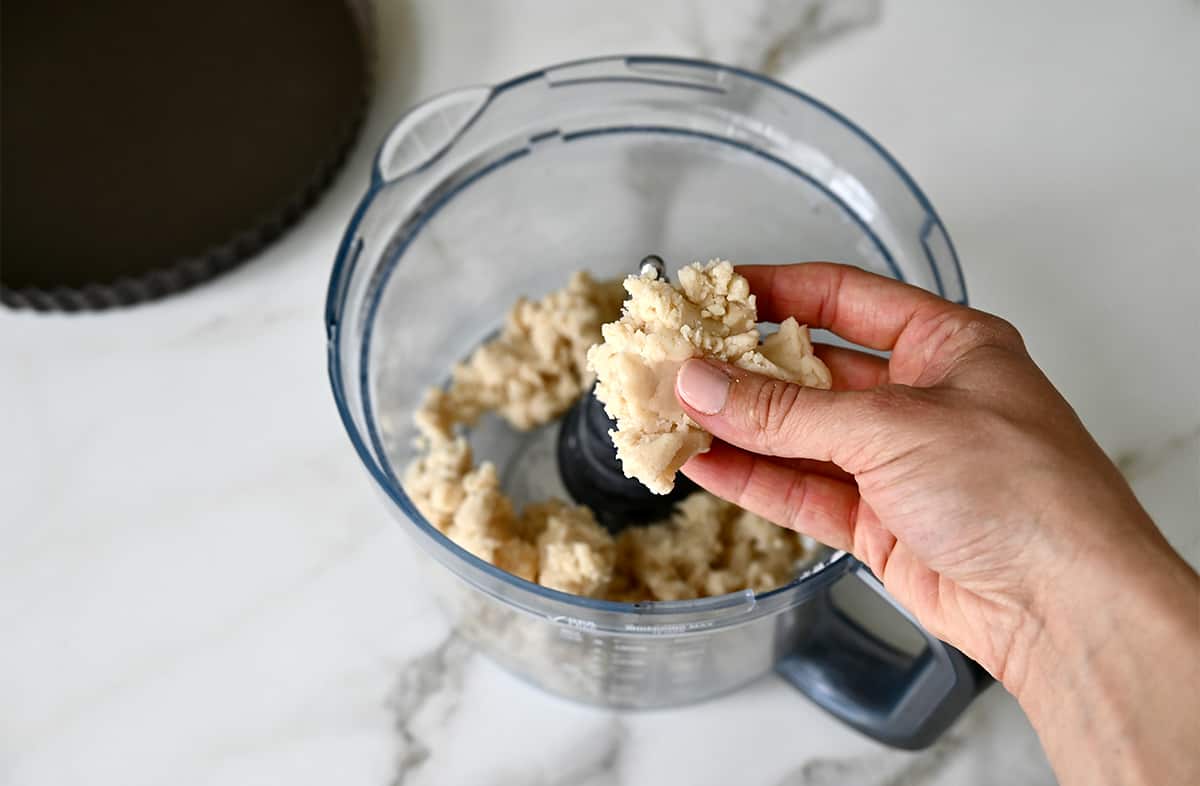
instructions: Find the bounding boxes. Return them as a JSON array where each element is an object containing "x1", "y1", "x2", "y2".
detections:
[
  {"x1": 373, "y1": 86, "x2": 493, "y2": 184},
  {"x1": 776, "y1": 559, "x2": 992, "y2": 749}
]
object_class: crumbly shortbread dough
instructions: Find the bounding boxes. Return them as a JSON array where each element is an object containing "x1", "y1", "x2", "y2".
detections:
[
  {"x1": 403, "y1": 267, "x2": 818, "y2": 602},
  {"x1": 586, "y1": 260, "x2": 832, "y2": 494},
  {"x1": 428, "y1": 271, "x2": 626, "y2": 432},
  {"x1": 608, "y1": 492, "x2": 815, "y2": 601}
]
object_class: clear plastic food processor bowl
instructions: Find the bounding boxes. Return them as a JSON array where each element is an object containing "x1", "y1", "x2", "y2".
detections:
[{"x1": 327, "y1": 56, "x2": 987, "y2": 749}]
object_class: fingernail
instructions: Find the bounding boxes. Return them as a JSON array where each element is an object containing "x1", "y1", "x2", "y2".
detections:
[{"x1": 677, "y1": 359, "x2": 731, "y2": 415}]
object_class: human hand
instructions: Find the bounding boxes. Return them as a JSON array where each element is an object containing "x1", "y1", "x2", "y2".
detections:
[{"x1": 674, "y1": 262, "x2": 1198, "y2": 784}]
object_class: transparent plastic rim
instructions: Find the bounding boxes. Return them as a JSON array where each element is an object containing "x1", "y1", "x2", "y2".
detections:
[{"x1": 326, "y1": 55, "x2": 966, "y2": 621}]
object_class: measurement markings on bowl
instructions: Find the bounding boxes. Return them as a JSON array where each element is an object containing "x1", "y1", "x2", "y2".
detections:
[
  {"x1": 622, "y1": 620, "x2": 716, "y2": 634},
  {"x1": 612, "y1": 656, "x2": 647, "y2": 669}
]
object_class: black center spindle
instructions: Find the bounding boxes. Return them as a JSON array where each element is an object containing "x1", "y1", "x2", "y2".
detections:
[{"x1": 556, "y1": 383, "x2": 697, "y2": 533}]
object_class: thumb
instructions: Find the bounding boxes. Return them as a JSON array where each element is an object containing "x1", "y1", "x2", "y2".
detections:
[{"x1": 675, "y1": 358, "x2": 887, "y2": 470}]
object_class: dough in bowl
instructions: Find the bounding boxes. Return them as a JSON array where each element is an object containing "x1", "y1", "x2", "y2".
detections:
[
  {"x1": 587, "y1": 260, "x2": 832, "y2": 494},
  {"x1": 402, "y1": 265, "x2": 822, "y2": 602}
]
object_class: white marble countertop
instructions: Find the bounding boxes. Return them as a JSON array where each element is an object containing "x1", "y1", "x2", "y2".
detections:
[{"x1": 3, "y1": 2, "x2": 1198, "y2": 784}]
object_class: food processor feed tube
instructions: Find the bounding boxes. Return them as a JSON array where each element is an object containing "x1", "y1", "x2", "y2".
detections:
[{"x1": 327, "y1": 55, "x2": 990, "y2": 749}]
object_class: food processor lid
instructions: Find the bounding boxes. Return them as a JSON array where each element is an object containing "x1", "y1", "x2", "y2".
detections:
[{"x1": 325, "y1": 54, "x2": 965, "y2": 625}]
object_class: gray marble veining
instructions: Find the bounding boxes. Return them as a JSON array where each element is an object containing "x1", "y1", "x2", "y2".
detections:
[
  {"x1": 1116, "y1": 424, "x2": 1200, "y2": 483},
  {"x1": 548, "y1": 718, "x2": 626, "y2": 786},
  {"x1": 677, "y1": 0, "x2": 880, "y2": 73},
  {"x1": 388, "y1": 634, "x2": 473, "y2": 785},
  {"x1": 774, "y1": 733, "x2": 962, "y2": 786}
]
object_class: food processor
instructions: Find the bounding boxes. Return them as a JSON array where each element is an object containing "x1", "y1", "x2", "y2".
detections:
[{"x1": 326, "y1": 55, "x2": 989, "y2": 749}]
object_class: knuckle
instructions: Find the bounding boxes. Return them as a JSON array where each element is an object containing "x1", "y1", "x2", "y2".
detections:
[
  {"x1": 781, "y1": 472, "x2": 813, "y2": 528},
  {"x1": 986, "y1": 315, "x2": 1026, "y2": 351},
  {"x1": 746, "y1": 378, "x2": 802, "y2": 445},
  {"x1": 959, "y1": 311, "x2": 1026, "y2": 352},
  {"x1": 907, "y1": 310, "x2": 1028, "y2": 384}
]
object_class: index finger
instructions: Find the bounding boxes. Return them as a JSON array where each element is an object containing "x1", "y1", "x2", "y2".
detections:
[{"x1": 738, "y1": 262, "x2": 957, "y2": 352}]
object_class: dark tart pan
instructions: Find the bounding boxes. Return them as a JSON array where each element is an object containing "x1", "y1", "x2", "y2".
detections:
[{"x1": 1, "y1": 0, "x2": 373, "y2": 311}]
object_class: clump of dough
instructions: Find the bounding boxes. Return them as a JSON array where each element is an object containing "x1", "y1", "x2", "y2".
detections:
[
  {"x1": 404, "y1": 437, "x2": 618, "y2": 594},
  {"x1": 526, "y1": 500, "x2": 617, "y2": 597},
  {"x1": 438, "y1": 271, "x2": 625, "y2": 431},
  {"x1": 402, "y1": 430, "x2": 472, "y2": 529},
  {"x1": 607, "y1": 493, "x2": 814, "y2": 601},
  {"x1": 402, "y1": 266, "x2": 821, "y2": 602},
  {"x1": 403, "y1": 272, "x2": 623, "y2": 596},
  {"x1": 586, "y1": 260, "x2": 832, "y2": 494}
]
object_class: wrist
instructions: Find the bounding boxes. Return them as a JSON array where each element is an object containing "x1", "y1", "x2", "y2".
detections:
[
  {"x1": 1017, "y1": 536, "x2": 1196, "y2": 698},
  {"x1": 1006, "y1": 497, "x2": 1192, "y2": 691},
  {"x1": 1012, "y1": 536, "x2": 1199, "y2": 785}
]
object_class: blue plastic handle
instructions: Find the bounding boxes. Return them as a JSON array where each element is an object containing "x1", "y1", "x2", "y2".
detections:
[{"x1": 776, "y1": 560, "x2": 992, "y2": 749}]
